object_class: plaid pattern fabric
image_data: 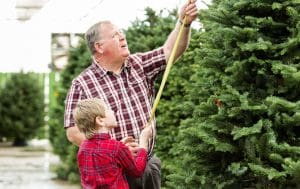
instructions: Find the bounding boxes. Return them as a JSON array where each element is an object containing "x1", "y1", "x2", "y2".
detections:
[
  {"x1": 77, "y1": 133, "x2": 148, "y2": 189},
  {"x1": 64, "y1": 47, "x2": 166, "y2": 153}
]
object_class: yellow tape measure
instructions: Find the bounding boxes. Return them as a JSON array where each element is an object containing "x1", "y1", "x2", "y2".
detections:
[{"x1": 146, "y1": 3, "x2": 190, "y2": 128}]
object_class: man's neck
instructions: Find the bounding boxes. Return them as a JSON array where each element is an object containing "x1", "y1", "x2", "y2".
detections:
[{"x1": 94, "y1": 56, "x2": 123, "y2": 74}]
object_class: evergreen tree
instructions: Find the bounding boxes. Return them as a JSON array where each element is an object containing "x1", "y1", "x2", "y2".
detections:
[
  {"x1": 126, "y1": 7, "x2": 176, "y2": 52},
  {"x1": 0, "y1": 72, "x2": 45, "y2": 146},
  {"x1": 48, "y1": 36, "x2": 91, "y2": 182},
  {"x1": 125, "y1": 8, "x2": 198, "y2": 187},
  {"x1": 167, "y1": 0, "x2": 300, "y2": 188}
]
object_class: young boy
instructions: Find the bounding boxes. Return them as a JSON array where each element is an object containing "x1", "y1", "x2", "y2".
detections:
[{"x1": 73, "y1": 98, "x2": 152, "y2": 189}]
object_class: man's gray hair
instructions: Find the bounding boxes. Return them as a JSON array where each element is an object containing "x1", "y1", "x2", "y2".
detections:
[{"x1": 85, "y1": 20, "x2": 111, "y2": 54}]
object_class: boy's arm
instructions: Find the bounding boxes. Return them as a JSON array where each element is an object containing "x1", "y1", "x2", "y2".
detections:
[
  {"x1": 116, "y1": 142, "x2": 148, "y2": 177},
  {"x1": 121, "y1": 136, "x2": 140, "y2": 157}
]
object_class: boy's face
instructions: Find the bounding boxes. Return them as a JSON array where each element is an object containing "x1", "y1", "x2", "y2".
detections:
[{"x1": 102, "y1": 105, "x2": 117, "y2": 129}]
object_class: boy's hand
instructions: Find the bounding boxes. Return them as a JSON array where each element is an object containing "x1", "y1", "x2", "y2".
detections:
[
  {"x1": 121, "y1": 136, "x2": 135, "y2": 144},
  {"x1": 121, "y1": 136, "x2": 139, "y2": 157}
]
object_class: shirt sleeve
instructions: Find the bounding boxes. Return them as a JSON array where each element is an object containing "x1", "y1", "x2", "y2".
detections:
[
  {"x1": 64, "y1": 80, "x2": 86, "y2": 128},
  {"x1": 116, "y1": 142, "x2": 148, "y2": 177},
  {"x1": 138, "y1": 47, "x2": 166, "y2": 83}
]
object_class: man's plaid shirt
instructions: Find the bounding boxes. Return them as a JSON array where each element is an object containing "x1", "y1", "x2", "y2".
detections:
[{"x1": 64, "y1": 47, "x2": 166, "y2": 153}]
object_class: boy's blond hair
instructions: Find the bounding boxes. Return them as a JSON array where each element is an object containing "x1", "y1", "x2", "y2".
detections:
[{"x1": 73, "y1": 98, "x2": 106, "y2": 139}]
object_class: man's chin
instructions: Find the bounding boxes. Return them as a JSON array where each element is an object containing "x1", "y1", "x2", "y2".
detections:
[
  {"x1": 123, "y1": 52, "x2": 130, "y2": 57},
  {"x1": 121, "y1": 54, "x2": 130, "y2": 61}
]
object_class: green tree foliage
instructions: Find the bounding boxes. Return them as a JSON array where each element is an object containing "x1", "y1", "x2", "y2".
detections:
[
  {"x1": 126, "y1": 7, "x2": 177, "y2": 52},
  {"x1": 156, "y1": 31, "x2": 201, "y2": 188},
  {"x1": 48, "y1": 36, "x2": 91, "y2": 181},
  {"x1": 125, "y1": 7, "x2": 199, "y2": 187},
  {"x1": 167, "y1": 0, "x2": 300, "y2": 188},
  {"x1": 0, "y1": 72, "x2": 45, "y2": 146}
]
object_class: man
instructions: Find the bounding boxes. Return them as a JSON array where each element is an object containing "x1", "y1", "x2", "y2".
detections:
[{"x1": 64, "y1": 1, "x2": 198, "y2": 188}]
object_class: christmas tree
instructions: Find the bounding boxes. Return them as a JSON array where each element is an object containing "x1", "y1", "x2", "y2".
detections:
[
  {"x1": 0, "y1": 72, "x2": 45, "y2": 146},
  {"x1": 167, "y1": 0, "x2": 300, "y2": 188}
]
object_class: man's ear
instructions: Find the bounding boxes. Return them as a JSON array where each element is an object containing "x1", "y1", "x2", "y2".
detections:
[
  {"x1": 95, "y1": 116, "x2": 105, "y2": 127},
  {"x1": 94, "y1": 42, "x2": 104, "y2": 54}
]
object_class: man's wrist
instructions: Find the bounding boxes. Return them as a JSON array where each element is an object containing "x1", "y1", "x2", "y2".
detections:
[
  {"x1": 179, "y1": 19, "x2": 191, "y2": 28},
  {"x1": 139, "y1": 140, "x2": 149, "y2": 151}
]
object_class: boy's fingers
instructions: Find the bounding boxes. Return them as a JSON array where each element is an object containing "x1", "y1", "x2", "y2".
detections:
[
  {"x1": 121, "y1": 136, "x2": 134, "y2": 144},
  {"x1": 127, "y1": 142, "x2": 139, "y2": 148},
  {"x1": 128, "y1": 146, "x2": 139, "y2": 157}
]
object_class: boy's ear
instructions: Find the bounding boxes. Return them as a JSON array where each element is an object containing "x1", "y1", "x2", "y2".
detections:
[{"x1": 95, "y1": 116, "x2": 105, "y2": 127}]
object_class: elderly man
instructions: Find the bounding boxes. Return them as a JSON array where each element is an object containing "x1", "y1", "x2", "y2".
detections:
[{"x1": 64, "y1": 1, "x2": 198, "y2": 188}]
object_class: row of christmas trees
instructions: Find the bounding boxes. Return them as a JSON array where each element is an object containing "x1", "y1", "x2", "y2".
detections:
[{"x1": 49, "y1": 1, "x2": 300, "y2": 188}]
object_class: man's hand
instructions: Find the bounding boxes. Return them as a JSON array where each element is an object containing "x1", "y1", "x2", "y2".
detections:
[
  {"x1": 139, "y1": 126, "x2": 153, "y2": 151},
  {"x1": 121, "y1": 136, "x2": 140, "y2": 157},
  {"x1": 179, "y1": 0, "x2": 198, "y2": 26},
  {"x1": 140, "y1": 127, "x2": 153, "y2": 141}
]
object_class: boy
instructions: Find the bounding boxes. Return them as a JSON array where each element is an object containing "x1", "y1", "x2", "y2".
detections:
[{"x1": 73, "y1": 98, "x2": 152, "y2": 189}]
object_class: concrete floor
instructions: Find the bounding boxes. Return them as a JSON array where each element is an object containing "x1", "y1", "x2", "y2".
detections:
[{"x1": 0, "y1": 141, "x2": 80, "y2": 189}]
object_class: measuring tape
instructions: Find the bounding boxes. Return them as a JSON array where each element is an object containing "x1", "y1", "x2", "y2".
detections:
[{"x1": 146, "y1": 1, "x2": 191, "y2": 128}]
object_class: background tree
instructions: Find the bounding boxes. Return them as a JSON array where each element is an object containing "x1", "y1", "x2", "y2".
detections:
[
  {"x1": 48, "y1": 37, "x2": 91, "y2": 182},
  {"x1": 0, "y1": 72, "x2": 45, "y2": 146},
  {"x1": 125, "y1": 7, "x2": 199, "y2": 187},
  {"x1": 167, "y1": 0, "x2": 300, "y2": 188},
  {"x1": 126, "y1": 7, "x2": 176, "y2": 52}
]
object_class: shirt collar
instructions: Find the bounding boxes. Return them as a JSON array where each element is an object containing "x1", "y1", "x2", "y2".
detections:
[
  {"x1": 91, "y1": 57, "x2": 108, "y2": 78},
  {"x1": 123, "y1": 58, "x2": 131, "y2": 69},
  {"x1": 91, "y1": 56, "x2": 131, "y2": 77},
  {"x1": 90, "y1": 133, "x2": 111, "y2": 140}
]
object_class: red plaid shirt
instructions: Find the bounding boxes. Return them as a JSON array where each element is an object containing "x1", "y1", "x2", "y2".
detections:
[
  {"x1": 64, "y1": 47, "x2": 166, "y2": 154},
  {"x1": 77, "y1": 133, "x2": 148, "y2": 189}
]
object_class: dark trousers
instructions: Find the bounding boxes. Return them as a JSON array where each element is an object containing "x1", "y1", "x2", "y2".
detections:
[{"x1": 126, "y1": 156, "x2": 161, "y2": 189}]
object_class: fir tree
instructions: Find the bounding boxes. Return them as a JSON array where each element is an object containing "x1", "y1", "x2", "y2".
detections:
[
  {"x1": 126, "y1": 8, "x2": 185, "y2": 186},
  {"x1": 167, "y1": 0, "x2": 300, "y2": 188},
  {"x1": 48, "y1": 37, "x2": 91, "y2": 181},
  {"x1": 0, "y1": 72, "x2": 45, "y2": 146}
]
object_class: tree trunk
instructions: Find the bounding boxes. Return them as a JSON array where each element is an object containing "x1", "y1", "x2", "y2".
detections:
[{"x1": 13, "y1": 138, "x2": 27, "y2": 146}]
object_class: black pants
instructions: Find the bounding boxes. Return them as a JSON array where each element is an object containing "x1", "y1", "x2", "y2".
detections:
[{"x1": 126, "y1": 156, "x2": 161, "y2": 189}]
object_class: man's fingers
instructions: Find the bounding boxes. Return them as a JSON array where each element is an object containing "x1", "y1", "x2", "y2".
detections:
[
  {"x1": 186, "y1": 8, "x2": 198, "y2": 18},
  {"x1": 187, "y1": 6, "x2": 198, "y2": 13},
  {"x1": 186, "y1": 3, "x2": 197, "y2": 12}
]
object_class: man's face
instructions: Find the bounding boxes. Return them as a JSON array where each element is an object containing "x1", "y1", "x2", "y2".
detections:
[{"x1": 99, "y1": 23, "x2": 130, "y2": 61}]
